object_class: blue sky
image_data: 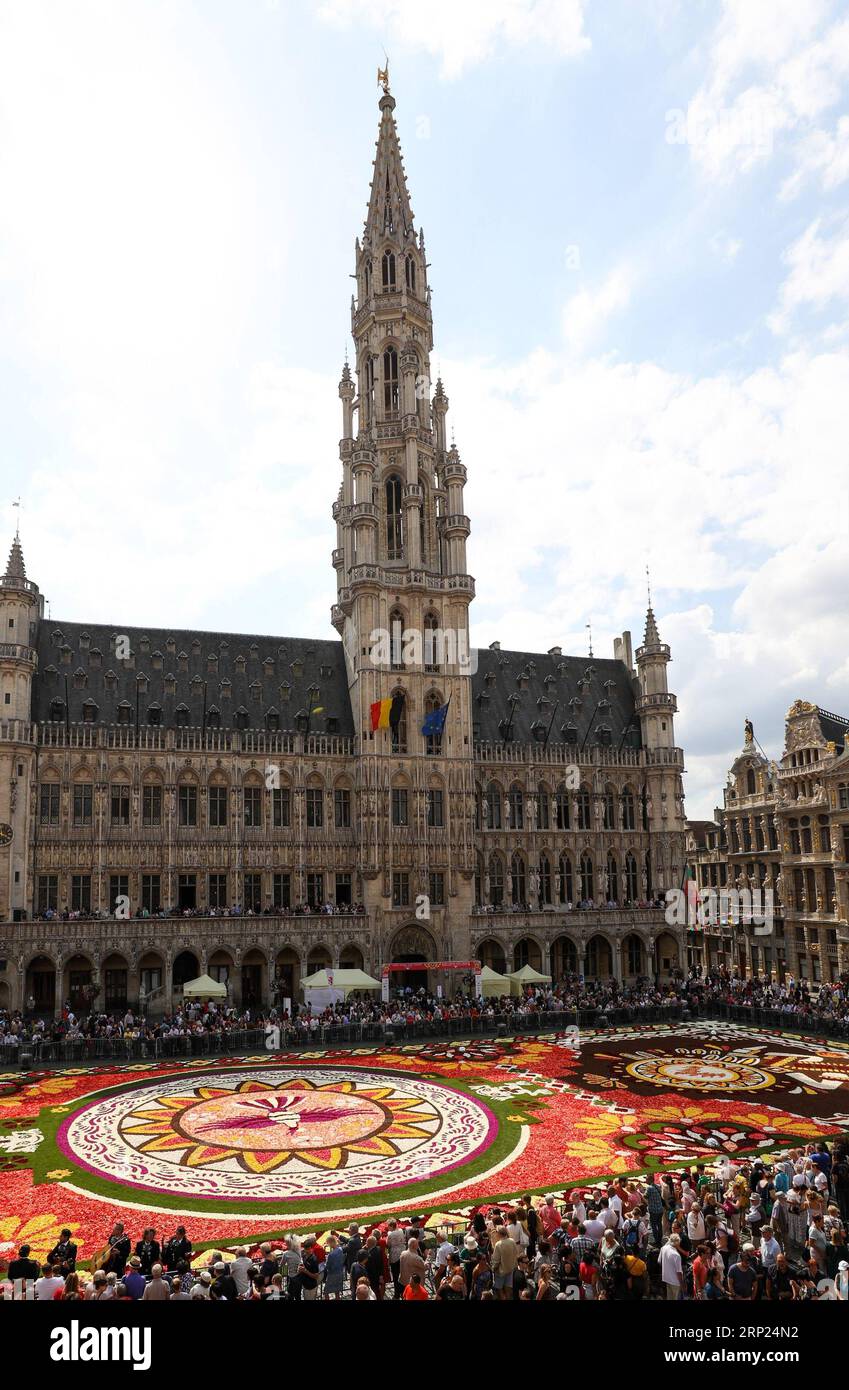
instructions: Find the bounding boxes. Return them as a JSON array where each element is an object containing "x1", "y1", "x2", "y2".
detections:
[{"x1": 1, "y1": 0, "x2": 848, "y2": 817}]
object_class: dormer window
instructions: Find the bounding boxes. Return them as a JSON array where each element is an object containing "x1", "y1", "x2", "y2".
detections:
[
  {"x1": 175, "y1": 704, "x2": 190, "y2": 728},
  {"x1": 265, "y1": 709, "x2": 280, "y2": 733},
  {"x1": 117, "y1": 702, "x2": 132, "y2": 726},
  {"x1": 81, "y1": 700, "x2": 98, "y2": 724},
  {"x1": 73, "y1": 667, "x2": 87, "y2": 689},
  {"x1": 89, "y1": 648, "x2": 102, "y2": 668},
  {"x1": 235, "y1": 655, "x2": 246, "y2": 675},
  {"x1": 206, "y1": 706, "x2": 221, "y2": 730},
  {"x1": 49, "y1": 698, "x2": 66, "y2": 722},
  {"x1": 147, "y1": 704, "x2": 162, "y2": 727},
  {"x1": 234, "y1": 707, "x2": 249, "y2": 731},
  {"x1": 279, "y1": 682, "x2": 292, "y2": 703}
]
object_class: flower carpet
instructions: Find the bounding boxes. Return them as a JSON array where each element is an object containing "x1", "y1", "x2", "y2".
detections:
[{"x1": 2, "y1": 1020, "x2": 849, "y2": 1263}]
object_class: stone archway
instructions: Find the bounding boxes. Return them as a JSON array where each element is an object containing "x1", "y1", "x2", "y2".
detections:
[
  {"x1": 476, "y1": 938, "x2": 507, "y2": 974},
  {"x1": 101, "y1": 952, "x2": 130, "y2": 1012},
  {"x1": 339, "y1": 944, "x2": 365, "y2": 971},
  {"x1": 585, "y1": 934, "x2": 613, "y2": 980},
  {"x1": 172, "y1": 951, "x2": 200, "y2": 994},
  {"x1": 550, "y1": 935, "x2": 578, "y2": 980},
  {"x1": 513, "y1": 937, "x2": 542, "y2": 972},
  {"x1": 389, "y1": 923, "x2": 439, "y2": 993},
  {"x1": 26, "y1": 955, "x2": 56, "y2": 1014},
  {"x1": 655, "y1": 931, "x2": 680, "y2": 980},
  {"x1": 241, "y1": 948, "x2": 267, "y2": 1009},
  {"x1": 62, "y1": 953, "x2": 95, "y2": 1014}
]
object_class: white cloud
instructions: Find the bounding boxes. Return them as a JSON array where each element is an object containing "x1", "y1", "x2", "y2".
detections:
[
  {"x1": 677, "y1": 0, "x2": 849, "y2": 183},
  {"x1": 314, "y1": 0, "x2": 590, "y2": 78},
  {"x1": 769, "y1": 216, "x2": 849, "y2": 333},
  {"x1": 709, "y1": 232, "x2": 743, "y2": 262},
  {"x1": 561, "y1": 266, "x2": 634, "y2": 353},
  {"x1": 781, "y1": 115, "x2": 849, "y2": 198}
]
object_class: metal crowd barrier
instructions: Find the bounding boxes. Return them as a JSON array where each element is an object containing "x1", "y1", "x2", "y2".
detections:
[{"x1": 8, "y1": 1000, "x2": 849, "y2": 1069}]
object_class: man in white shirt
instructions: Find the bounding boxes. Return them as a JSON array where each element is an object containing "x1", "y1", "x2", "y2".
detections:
[
  {"x1": 687, "y1": 1205, "x2": 706, "y2": 1243},
  {"x1": 34, "y1": 1264, "x2": 65, "y2": 1301},
  {"x1": 759, "y1": 1227, "x2": 781, "y2": 1274},
  {"x1": 660, "y1": 1235, "x2": 684, "y2": 1302},
  {"x1": 584, "y1": 1210, "x2": 606, "y2": 1243},
  {"x1": 230, "y1": 1247, "x2": 253, "y2": 1297},
  {"x1": 386, "y1": 1219, "x2": 407, "y2": 1297}
]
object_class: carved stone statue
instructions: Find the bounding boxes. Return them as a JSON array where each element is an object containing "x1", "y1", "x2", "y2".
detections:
[{"x1": 744, "y1": 718, "x2": 754, "y2": 746}]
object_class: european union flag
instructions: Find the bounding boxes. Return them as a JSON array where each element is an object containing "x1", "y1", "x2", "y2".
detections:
[{"x1": 421, "y1": 703, "x2": 449, "y2": 738}]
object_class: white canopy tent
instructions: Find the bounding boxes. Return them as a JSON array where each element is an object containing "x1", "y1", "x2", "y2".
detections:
[
  {"x1": 180, "y1": 973, "x2": 228, "y2": 999},
  {"x1": 300, "y1": 968, "x2": 382, "y2": 1009},
  {"x1": 508, "y1": 964, "x2": 553, "y2": 986}
]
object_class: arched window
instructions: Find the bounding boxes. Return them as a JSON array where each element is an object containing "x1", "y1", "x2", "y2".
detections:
[
  {"x1": 405, "y1": 254, "x2": 416, "y2": 292},
  {"x1": 510, "y1": 852, "x2": 526, "y2": 907},
  {"x1": 424, "y1": 613, "x2": 440, "y2": 672},
  {"x1": 424, "y1": 691, "x2": 444, "y2": 756},
  {"x1": 485, "y1": 782, "x2": 502, "y2": 831},
  {"x1": 555, "y1": 785, "x2": 570, "y2": 830},
  {"x1": 624, "y1": 852, "x2": 638, "y2": 902},
  {"x1": 386, "y1": 475, "x2": 404, "y2": 559},
  {"x1": 580, "y1": 853, "x2": 594, "y2": 903},
  {"x1": 539, "y1": 853, "x2": 552, "y2": 906},
  {"x1": 364, "y1": 355, "x2": 376, "y2": 424},
  {"x1": 390, "y1": 688, "x2": 408, "y2": 755},
  {"x1": 508, "y1": 784, "x2": 524, "y2": 830},
  {"x1": 621, "y1": 786, "x2": 636, "y2": 831},
  {"x1": 381, "y1": 249, "x2": 396, "y2": 290},
  {"x1": 607, "y1": 852, "x2": 619, "y2": 904},
  {"x1": 364, "y1": 258, "x2": 373, "y2": 297},
  {"x1": 559, "y1": 854, "x2": 573, "y2": 905},
  {"x1": 537, "y1": 785, "x2": 550, "y2": 830},
  {"x1": 383, "y1": 346, "x2": 399, "y2": 413},
  {"x1": 746, "y1": 768, "x2": 756, "y2": 795},
  {"x1": 489, "y1": 854, "x2": 504, "y2": 908},
  {"x1": 577, "y1": 785, "x2": 591, "y2": 830},
  {"x1": 603, "y1": 784, "x2": 615, "y2": 830},
  {"x1": 389, "y1": 607, "x2": 406, "y2": 670},
  {"x1": 626, "y1": 934, "x2": 644, "y2": 976}
]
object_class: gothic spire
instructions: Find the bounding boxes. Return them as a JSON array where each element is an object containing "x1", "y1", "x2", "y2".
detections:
[
  {"x1": 643, "y1": 606, "x2": 661, "y2": 647},
  {"x1": 4, "y1": 534, "x2": 26, "y2": 581},
  {"x1": 364, "y1": 82, "x2": 416, "y2": 247}
]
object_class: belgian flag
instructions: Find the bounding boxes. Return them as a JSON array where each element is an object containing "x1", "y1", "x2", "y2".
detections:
[{"x1": 370, "y1": 694, "x2": 405, "y2": 732}]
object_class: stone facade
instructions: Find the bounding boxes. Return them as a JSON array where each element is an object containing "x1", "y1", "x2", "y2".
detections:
[
  {"x1": 0, "y1": 86, "x2": 687, "y2": 1016},
  {"x1": 686, "y1": 706, "x2": 849, "y2": 982}
]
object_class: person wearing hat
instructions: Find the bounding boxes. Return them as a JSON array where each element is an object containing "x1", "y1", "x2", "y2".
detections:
[
  {"x1": 212, "y1": 1260, "x2": 238, "y2": 1301},
  {"x1": 190, "y1": 1275, "x2": 211, "y2": 1300},
  {"x1": 134, "y1": 1226, "x2": 160, "y2": 1279},
  {"x1": 123, "y1": 1256, "x2": 146, "y2": 1301},
  {"x1": 836, "y1": 1259, "x2": 849, "y2": 1301},
  {"x1": 47, "y1": 1229, "x2": 77, "y2": 1278}
]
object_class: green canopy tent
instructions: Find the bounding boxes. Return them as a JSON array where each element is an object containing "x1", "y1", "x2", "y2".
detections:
[
  {"x1": 507, "y1": 964, "x2": 553, "y2": 986},
  {"x1": 180, "y1": 973, "x2": 228, "y2": 999}
]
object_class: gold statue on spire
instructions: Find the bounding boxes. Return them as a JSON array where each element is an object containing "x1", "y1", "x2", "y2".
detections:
[{"x1": 377, "y1": 61, "x2": 390, "y2": 94}]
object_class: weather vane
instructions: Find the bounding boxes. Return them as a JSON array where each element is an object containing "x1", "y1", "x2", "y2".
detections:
[
  {"x1": 377, "y1": 57, "x2": 390, "y2": 94},
  {"x1": 12, "y1": 497, "x2": 21, "y2": 540},
  {"x1": 646, "y1": 563, "x2": 652, "y2": 608}
]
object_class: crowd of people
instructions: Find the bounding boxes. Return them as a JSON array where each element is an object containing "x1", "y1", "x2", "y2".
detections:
[
  {"x1": 4, "y1": 1142, "x2": 849, "y2": 1301},
  {"x1": 3, "y1": 968, "x2": 849, "y2": 1052},
  {"x1": 34, "y1": 902, "x2": 367, "y2": 923}
]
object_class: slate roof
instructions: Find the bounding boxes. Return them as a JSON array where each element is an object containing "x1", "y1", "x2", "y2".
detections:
[
  {"x1": 31, "y1": 621, "x2": 355, "y2": 736},
  {"x1": 470, "y1": 647, "x2": 641, "y2": 750},
  {"x1": 31, "y1": 622, "x2": 642, "y2": 751}
]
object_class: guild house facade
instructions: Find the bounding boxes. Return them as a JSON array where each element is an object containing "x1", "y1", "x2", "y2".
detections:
[
  {"x1": 685, "y1": 708, "x2": 849, "y2": 983},
  {"x1": 0, "y1": 83, "x2": 686, "y2": 1017}
]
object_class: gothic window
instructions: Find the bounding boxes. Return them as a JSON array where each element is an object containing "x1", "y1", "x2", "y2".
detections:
[
  {"x1": 555, "y1": 786, "x2": 570, "y2": 830},
  {"x1": 243, "y1": 783, "x2": 263, "y2": 828},
  {"x1": 627, "y1": 935, "x2": 643, "y2": 976},
  {"x1": 365, "y1": 355, "x2": 376, "y2": 425},
  {"x1": 424, "y1": 613, "x2": 440, "y2": 672},
  {"x1": 559, "y1": 854, "x2": 573, "y2": 904},
  {"x1": 178, "y1": 782, "x2": 198, "y2": 827},
  {"x1": 364, "y1": 258, "x2": 373, "y2": 296},
  {"x1": 383, "y1": 346, "x2": 399, "y2": 413},
  {"x1": 510, "y1": 852, "x2": 526, "y2": 907},
  {"x1": 110, "y1": 784, "x2": 130, "y2": 827},
  {"x1": 424, "y1": 691, "x2": 444, "y2": 756},
  {"x1": 486, "y1": 782, "x2": 502, "y2": 830},
  {"x1": 386, "y1": 476, "x2": 404, "y2": 560},
  {"x1": 390, "y1": 688, "x2": 408, "y2": 755},
  {"x1": 607, "y1": 852, "x2": 619, "y2": 904},
  {"x1": 405, "y1": 254, "x2": 416, "y2": 292},
  {"x1": 603, "y1": 784, "x2": 615, "y2": 829},
  {"x1": 426, "y1": 786, "x2": 444, "y2": 827},
  {"x1": 489, "y1": 854, "x2": 504, "y2": 908},
  {"x1": 746, "y1": 768, "x2": 756, "y2": 795},
  {"x1": 388, "y1": 607, "x2": 406, "y2": 670},
  {"x1": 624, "y1": 852, "x2": 638, "y2": 903},
  {"x1": 391, "y1": 786, "x2": 409, "y2": 827},
  {"x1": 39, "y1": 781, "x2": 60, "y2": 825},
  {"x1": 621, "y1": 786, "x2": 636, "y2": 831},
  {"x1": 508, "y1": 785, "x2": 524, "y2": 830},
  {"x1": 142, "y1": 783, "x2": 162, "y2": 827},
  {"x1": 382, "y1": 248, "x2": 396, "y2": 290},
  {"x1": 580, "y1": 853, "x2": 594, "y2": 902},
  {"x1": 73, "y1": 782, "x2": 93, "y2": 826},
  {"x1": 537, "y1": 786, "x2": 550, "y2": 830},
  {"x1": 576, "y1": 785, "x2": 591, "y2": 831},
  {"x1": 539, "y1": 853, "x2": 552, "y2": 906},
  {"x1": 305, "y1": 781, "x2": 324, "y2": 829},
  {"x1": 209, "y1": 782, "x2": 229, "y2": 828}
]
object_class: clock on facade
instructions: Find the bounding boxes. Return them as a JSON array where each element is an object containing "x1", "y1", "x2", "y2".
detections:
[{"x1": 0, "y1": 824, "x2": 13, "y2": 847}]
